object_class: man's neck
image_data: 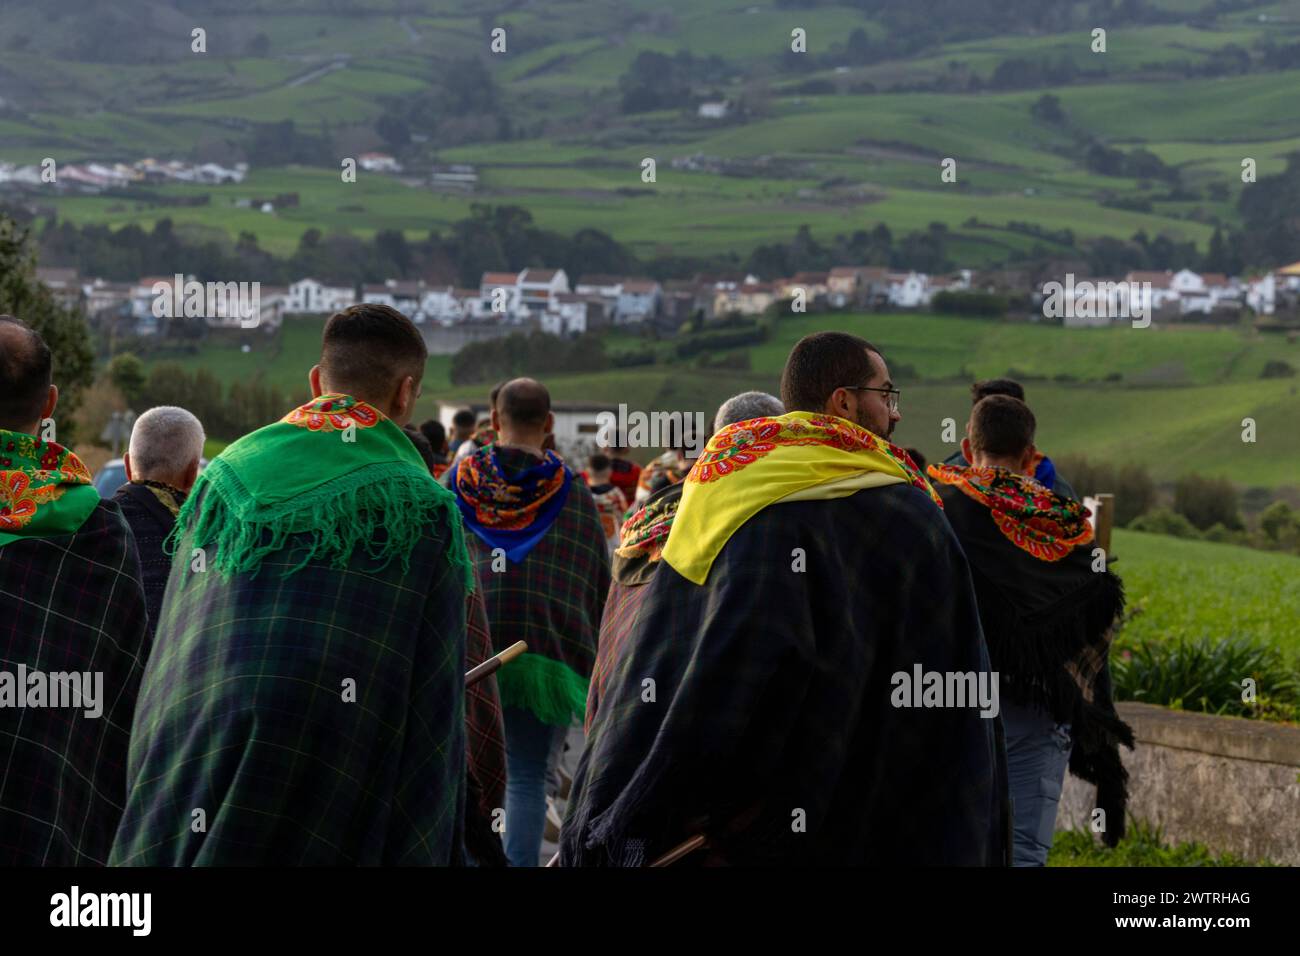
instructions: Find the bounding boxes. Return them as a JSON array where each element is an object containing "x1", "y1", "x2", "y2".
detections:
[
  {"x1": 496, "y1": 433, "x2": 547, "y2": 457},
  {"x1": 972, "y1": 455, "x2": 1026, "y2": 472}
]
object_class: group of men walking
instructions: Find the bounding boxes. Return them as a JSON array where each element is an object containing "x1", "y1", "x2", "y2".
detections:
[{"x1": 0, "y1": 304, "x2": 1130, "y2": 867}]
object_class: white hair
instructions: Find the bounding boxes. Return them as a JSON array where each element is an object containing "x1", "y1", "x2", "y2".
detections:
[
  {"x1": 713, "y1": 391, "x2": 784, "y2": 434},
  {"x1": 128, "y1": 406, "x2": 205, "y2": 480}
]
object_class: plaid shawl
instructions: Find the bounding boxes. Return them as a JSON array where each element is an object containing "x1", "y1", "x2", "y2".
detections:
[
  {"x1": 931, "y1": 465, "x2": 1132, "y2": 845},
  {"x1": 461, "y1": 446, "x2": 610, "y2": 727},
  {"x1": 111, "y1": 395, "x2": 472, "y2": 865},
  {"x1": 586, "y1": 483, "x2": 683, "y2": 733},
  {"x1": 561, "y1": 482, "x2": 1008, "y2": 866},
  {"x1": 463, "y1": 568, "x2": 508, "y2": 866},
  {"x1": 0, "y1": 500, "x2": 150, "y2": 865}
]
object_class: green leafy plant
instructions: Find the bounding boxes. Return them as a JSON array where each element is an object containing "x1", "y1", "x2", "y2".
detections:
[
  {"x1": 1049, "y1": 819, "x2": 1268, "y2": 867},
  {"x1": 1112, "y1": 634, "x2": 1300, "y2": 722}
]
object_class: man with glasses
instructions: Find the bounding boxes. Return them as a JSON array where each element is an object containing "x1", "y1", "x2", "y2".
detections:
[{"x1": 561, "y1": 331, "x2": 1008, "y2": 866}]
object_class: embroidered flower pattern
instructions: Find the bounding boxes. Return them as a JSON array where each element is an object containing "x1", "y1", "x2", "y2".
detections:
[
  {"x1": 927, "y1": 463, "x2": 1093, "y2": 562},
  {"x1": 691, "y1": 420, "x2": 782, "y2": 483},
  {"x1": 282, "y1": 394, "x2": 383, "y2": 432}
]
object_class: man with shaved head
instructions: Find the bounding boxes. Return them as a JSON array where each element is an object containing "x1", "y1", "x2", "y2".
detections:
[
  {"x1": 0, "y1": 314, "x2": 150, "y2": 865},
  {"x1": 113, "y1": 405, "x2": 205, "y2": 641},
  {"x1": 113, "y1": 303, "x2": 475, "y2": 865},
  {"x1": 450, "y1": 376, "x2": 610, "y2": 866}
]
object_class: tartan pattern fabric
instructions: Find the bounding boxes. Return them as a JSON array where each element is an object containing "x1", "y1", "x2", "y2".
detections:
[
  {"x1": 585, "y1": 579, "x2": 654, "y2": 734},
  {"x1": 0, "y1": 500, "x2": 150, "y2": 865},
  {"x1": 561, "y1": 483, "x2": 1008, "y2": 866},
  {"x1": 464, "y1": 569, "x2": 506, "y2": 818},
  {"x1": 463, "y1": 447, "x2": 610, "y2": 725},
  {"x1": 110, "y1": 485, "x2": 468, "y2": 866}
]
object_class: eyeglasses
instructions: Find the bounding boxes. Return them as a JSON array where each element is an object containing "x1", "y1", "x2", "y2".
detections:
[{"x1": 843, "y1": 385, "x2": 900, "y2": 412}]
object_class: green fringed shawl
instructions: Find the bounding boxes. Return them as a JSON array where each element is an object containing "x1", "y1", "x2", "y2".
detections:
[
  {"x1": 170, "y1": 394, "x2": 473, "y2": 590},
  {"x1": 495, "y1": 652, "x2": 590, "y2": 726}
]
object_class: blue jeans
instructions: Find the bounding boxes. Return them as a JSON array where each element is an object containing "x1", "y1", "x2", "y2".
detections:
[
  {"x1": 1002, "y1": 698, "x2": 1073, "y2": 867},
  {"x1": 502, "y1": 705, "x2": 566, "y2": 867}
]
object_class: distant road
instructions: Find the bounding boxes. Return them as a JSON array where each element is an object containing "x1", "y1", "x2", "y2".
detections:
[
  {"x1": 399, "y1": 17, "x2": 421, "y2": 42},
  {"x1": 285, "y1": 58, "x2": 348, "y2": 89}
]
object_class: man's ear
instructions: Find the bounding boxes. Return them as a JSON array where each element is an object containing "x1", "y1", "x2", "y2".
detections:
[
  {"x1": 393, "y1": 375, "x2": 417, "y2": 425},
  {"x1": 309, "y1": 365, "x2": 324, "y2": 398},
  {"x1": 544, "y1": 411, "x2": 554, "y2": 434},
  {"x1": 123, "y1": 452, "x2": 134, "y2": 482},
  {"x1": 490, "y1": 408, "x2": 501, "y2": 432},
  {"x1": 1022, "y1": 443, "x2": 1039, "y2": 476},
  {"x1": 181, "y1": 457, "x2": 201, "y2": 492},
  {"x1": 960, "y1": 436, "x2": 973, "y2": 464},
  {"x1": 825, "y1": 387, "x2": 850, "y2": 420},
  {"x1": 42, "y1": 384, "x2": 58, "y2": 425}
]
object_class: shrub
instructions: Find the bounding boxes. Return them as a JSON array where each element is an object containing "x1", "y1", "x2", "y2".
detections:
[
  {"x1": 1128, "y1": 508, "x2": 1199, "y2": 538},
  {"x1": 1259, "y1": 500, "x2": 1299, "y2": 548},
  {"x1": 1111, "y1": 634, "x2": 1300, "y2": 721},
  {"x1": 1261, "y1": 359, "x2": 1296, "y2": 378},
  {"x1": 1049, "y1": 819, "x2": 1266, "y2": 867},
  {"x1": 931, "y1": 290, "x2": 1008, "y2": 317},
  {"x1": 1053, "y1": 456, "x2": 1157, "y2": 526},
  {"x1": 1174, "y1": 474, "x2": 1243, "y2": 530}
]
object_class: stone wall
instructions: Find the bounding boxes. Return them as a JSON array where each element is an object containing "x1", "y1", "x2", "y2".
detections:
[{"x1": 1058, "y1": 702, "x2": 1300, "y2": 865}]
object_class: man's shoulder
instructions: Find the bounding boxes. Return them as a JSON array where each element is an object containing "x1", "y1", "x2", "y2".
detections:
[
  {"x1": 728, "y1": 481, "x2": 959, "y2": 563},
  {"x1": 0, "y1": 499, "x2": 138, "y2": 577}
]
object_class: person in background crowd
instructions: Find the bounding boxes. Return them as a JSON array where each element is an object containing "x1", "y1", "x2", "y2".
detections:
[
  {"x1": 418, "y1": 418, "x2": 451, "y2": 477},
  {"x1": 562, "y1": 332, "x2": 1006, "y2": 866},
  {"x1": 942, "y1": 379, "x2": 1076, "y2": 500},
  {"x1": 585, "y1": 452, "x2": 629, "y2": 554},
  {"x1": 0, "y1": 314, "x2": 150, "y2": 865},
  {"x1": 113, "y1": 304, "x2": 473, "y2": 865},
  {"x1": 113, "y1": 406, "x2": 205, "y2": 641},
  {"x1": 450, "y1": 378, "x2": 610, "y2": 866},
  {"x1": 607, "y1": 441, "x2": 641, "y2": 501},
  {"x1": 927, "y1": 395, "x2": 1131, "y2": 866}
]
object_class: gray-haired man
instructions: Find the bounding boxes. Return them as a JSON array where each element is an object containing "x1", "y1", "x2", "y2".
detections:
[{"x1": 113, "y1": 405, "x2": 205, "y2": 639}]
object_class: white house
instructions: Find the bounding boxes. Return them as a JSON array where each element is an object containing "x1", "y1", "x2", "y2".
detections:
[
  {"x1": 698, "y1": 101, "x2": 730, "y2": 120},
  {"x1": 358, "y1": 153, "x2": 401, "y2": 173},
  {"x1": 286, "y1": 278, "x2": 355, "y2": 314},
  {"x1": 544, "y1": 293, "x2": 608, "y2": 337},
  {"x1": 418, "y1": 286, "x2": 463, "y2": 324},
  {"x1": 887, "y1": 272, "x2": 932, "y2": 308},
  {"x1": 518, "y1": 268, "x2": 569, "y2": 312},
  {"x1": 1246, "y1": 273, "x2": 1277, "y2": 315}
]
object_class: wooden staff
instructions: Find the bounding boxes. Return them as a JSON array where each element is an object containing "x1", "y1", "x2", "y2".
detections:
[
  {"x1": 465, "y1": 640, "x2": 527, "y2": 688},
  {"x1": 544, "y1": 833, "x2": 708, "y2": 868}
]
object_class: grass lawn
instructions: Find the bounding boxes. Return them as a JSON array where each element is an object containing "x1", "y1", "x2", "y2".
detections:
[{"x1": 1111, "y1": 529, "x2": 1300, "y2": 659}]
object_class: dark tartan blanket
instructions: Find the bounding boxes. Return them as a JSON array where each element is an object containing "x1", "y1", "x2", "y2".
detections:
[
  {"x1": 109, "y1": 492, "x2": 469, "y2": 866},
  {"x1": 0, "y1": 500, "x2": 150, "y2": 865},
  {"x1": 561, "y1": 483, "x2": 1009, "y2": 866}
]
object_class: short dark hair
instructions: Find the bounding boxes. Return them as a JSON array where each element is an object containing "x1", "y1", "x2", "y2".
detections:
[
  {"x1": 971, "y1": 378, "x2": 1025, "y2": 404},
  {"x1": 969, "y1": 395, "x2": 1036, "y2": 458},
  {"x1": 320, "y1": 303, "x2": 427, "y2": 402},
  {"x1": 588, "y1": 452, "x2": 611, "y2": 472},
  {"x1": 452, "y1": 408, "x2": 476, "y2": 430},
  {"x1": 402, "y1": 423, "x2": 438, "y2": 475},
  {"x1": 419, "y1": 418, "x2": 446, "y2": 453},
  {"x1": 497, "y1": 378, "x2": 551, "y2": 429},
  {"x1": 0, "y1": 315, "x2": 52, "y2": 431},
  {"x1": 780, "y1": 331, "x2": 881, "y2": 413}
]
